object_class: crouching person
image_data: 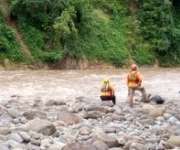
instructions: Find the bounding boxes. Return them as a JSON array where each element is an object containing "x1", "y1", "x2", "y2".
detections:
[
  {"x1": 100, "y1": 80, "x2": 116, "y2": 105},
  {"x1": 127, "y1": 64, "x2": 149, "y2": 107}
]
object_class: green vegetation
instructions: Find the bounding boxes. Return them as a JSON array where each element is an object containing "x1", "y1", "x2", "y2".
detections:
[
  {"x1": 0, "y1": 15, "x2": 24, "y2": 62},
  {"x1": 0, "y1": 0, "x2": 180, "y2": 67}
]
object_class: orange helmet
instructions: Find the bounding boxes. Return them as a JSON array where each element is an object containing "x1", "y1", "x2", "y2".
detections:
[{"x1": 131, "y1": 64, "x2": 137, "y2": 71}]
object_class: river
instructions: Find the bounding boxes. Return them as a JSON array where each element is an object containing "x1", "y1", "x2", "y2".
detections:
[{"x1": 0, "y1": 68, "x2": 179, "y2": 104}]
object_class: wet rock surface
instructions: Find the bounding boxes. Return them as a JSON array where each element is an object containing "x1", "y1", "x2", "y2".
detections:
[
  {"x1": 0, "y1": 98, "x2": 179, "y2": 150},
  {"x1": 0, "y1": 69, "x2": 179, "y2": 149}
]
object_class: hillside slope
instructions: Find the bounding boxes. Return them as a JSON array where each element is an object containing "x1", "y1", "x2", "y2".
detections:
[{"x1": 0, "y1": 0, "x2": 180, "y2": 68}]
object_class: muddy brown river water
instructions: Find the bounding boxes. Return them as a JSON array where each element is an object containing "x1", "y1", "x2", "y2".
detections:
[{"x1": 0, "y1": 68, "x2": 179, "y2": 104}]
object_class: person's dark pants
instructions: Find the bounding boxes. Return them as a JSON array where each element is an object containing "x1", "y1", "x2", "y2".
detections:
[{"x1": 100, "y1": 96, "x2": 116, "y2": 105}]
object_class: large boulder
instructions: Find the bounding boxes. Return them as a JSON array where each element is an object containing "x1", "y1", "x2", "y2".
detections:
[
  {"x1": 45, "y1": 100, "x2": 66, "y2": 106},
  {"x1": 83, "y1": 111, "x2": 105, "y2": 119},
  {"x1": 0, "y1": 127, "x2": 11, "y2": 135},
  {"x1": 167, "y1": 136, "x2": 180, "y2": 147},
  {"x1": 93, "y1": 128, "x2": 120, "y2": 148},
  {"x1": 57, "y1": 112, "x2": 81, "y2": 125},
  {"x1": 24, "y1": 118, "x2": 56, "y2": 136},
  {"x1": 142, "y1": 104, "x2": 165, "y2": 118},
  {"x1": 62, "y1": 143, "x2": 97, "y2": 150},
  {"x1": 0, "y1": 143, "x2": 9, "y2": 150},
  {"x1": 129, "y1": 142, "x2": 146, "y2": 150},
  {"x1": 23, "y1": 110, "x2": 47, "y2": 120},
  {"x1": 85, "y1": 106, "x2": 114, "y2": 114},
  {"x1": 93, "y1": 140, "x2": 109, "y2": 150}
]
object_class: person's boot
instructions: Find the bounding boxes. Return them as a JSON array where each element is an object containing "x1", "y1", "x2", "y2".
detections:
[{"x1": 112, "y1": 98, "x2": 116, "y2": 105}]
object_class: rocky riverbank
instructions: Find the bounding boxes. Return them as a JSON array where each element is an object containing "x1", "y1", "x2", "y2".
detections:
[{"x1": 0, "y1": 96, "x2": 180, "y2": 150}]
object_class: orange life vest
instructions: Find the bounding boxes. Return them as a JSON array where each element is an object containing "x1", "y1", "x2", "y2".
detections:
[
  {"x1": 101, "y1": 84, "x2": 114, "y2": 96},
  {"x1": 127, "y1": 71, "x2": 142, "y2": 88}
]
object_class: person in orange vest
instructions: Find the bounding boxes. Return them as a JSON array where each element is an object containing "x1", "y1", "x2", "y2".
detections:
[
  {"x1": 100, "y1": 79, "x2": 116, "y2": 105},
  {"x1": 127, "y1": 64, "x2": 148, "y2": 107}
]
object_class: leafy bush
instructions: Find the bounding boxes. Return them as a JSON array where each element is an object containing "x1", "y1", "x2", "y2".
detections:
[
  {"x1": 0, "y1": 16, "x2": 24, "y2": 62},
  {"x1": 18, "y1": 20, "x2": 63, "y2": 63}
]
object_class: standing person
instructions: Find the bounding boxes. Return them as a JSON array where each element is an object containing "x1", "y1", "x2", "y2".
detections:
[
  {"x1": 127, "y1": 64, "x2": 148, "y2": 107},
  {"x1": 100, "y1": 79, "x2": 116, "y2": 105}
]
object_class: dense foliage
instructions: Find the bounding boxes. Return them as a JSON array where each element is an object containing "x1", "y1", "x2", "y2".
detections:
[
  {"x1": 0, "y1": 15, "x2": 24, "y2": 62},
  {"x1": 0, "y1": 0, "x2": 180, "y2": 66}
]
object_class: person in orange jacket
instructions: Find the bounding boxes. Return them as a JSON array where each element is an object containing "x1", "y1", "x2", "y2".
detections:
[
  {"x1": 127, "y1": 64, "x2": 148, "y2": 107},
  {"x1": 100, "y1": 79, "x2": 116, "y2": 105}
]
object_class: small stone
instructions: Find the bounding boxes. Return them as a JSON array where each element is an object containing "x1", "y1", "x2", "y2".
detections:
[
  {"x1": 45, "y1": 100, "x2": 66, "y2": 106},
  {"x1": 109, "y1": 148, "x2": 123, "y2": 150},
  {"x1": 94, "y1": 129, "x2": 120, "y2": 148},
  {"x1": 6, "y1": 140, "x2": 22, "y2": 149},
  {"x1": 156, "y1": 116, "x2": 164, "y2": 122},
  {"x1": 168, "y1": 116, "x2": 179, "y2": 125},
  {"x1": 8, "y1": 133, "x2": 23, "y2": 143},
  {"x1": 129, "y1": 142, "x2": 146, "y2": 150},
  {"x1": 0, "y1": 127, "x2": 11, "y2": 135},
  {"x1": 23, "y1": 111, "x2": 47, "y2": 120},
  {"x1": 40, "y1": 138, "x2": 51, "y2": 149},
  {"x1": 142, "y1": 104, "x2": 165, "y2": 118},
  {"x1": 117, "y1": 137, "x2": 126, "y2": 146},
  {"x1": 163, "y1": 113, "x2": 172, "y2": 119},
  {"x1": 93, "y1": 140, "x2": 108, "y2": 150},
  {"x1": 7, "y1": 108, "x2": 21, "y2": 118},
  {"x1": 18, "y1": 131, "x2": 31, "y2": 143},
  {"x1": 79, "y1": 127, "x2": 91, "y2": 135},
  {"x1": 62, "y1": 143, "x2": 97, "y2": 150},
  {"x1": 31, "y1": 139, "x2": 41, "y2": 146},
  {"x1": 30, "y1": 131, "x2": 41, "y2": 140},
  {"x1": 49, "y1": 141, "x2": 65, "y2": 150}
]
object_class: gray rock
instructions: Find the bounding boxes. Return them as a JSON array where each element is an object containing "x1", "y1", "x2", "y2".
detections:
[
  {"x1": 31, "y1": 139, "x2": 41, "y2": 146},
  {"x1": 45, "y1": 100, "x2": 66, "y2": 106},
  {"x1": 24, "y1": 118, "x2": 56, "y2": 136},
  {"x1": 29, "y1": 131, "x2": 41, "y2": 140},
  {"x1": 168, "y1": 135, "x2": 180, "y2": 147},
  {"x1": 62, "y1": 143, "x2": 97, "y2": 150},
  {"x1": 93, "y1": 140, "x2": 108, "y2": 150},
  {"x1": 94, "y1": 129, "x2": 120, "y2": 148},
  {"x1": 7, "y1": 108, "x2": 21, "y2": 118},
  {"x1": 85, "y1": 106, "x2": 114, "y2": 114},
  {"x1": 23, "y1": 111, "x2": 47, "y2": 120},
  {"x1": 0, "y1": 127, "x2": 11, "y2": 135},
  {"x1": 117, "y1": 137, "x2": 126, "y2": 146},
  {"x1": 18, "y1": 131, "x2": 31, "y2": 143},
  {"x1": 8, "y1": 133, "x2": 23, "y2": 143},
  {"x1": 40, "y1": 138, "x2": 51, "y2": 149},
  {"x1": 129, "y1": 142, "x2": 146, "y2": 150},
  {"x1": 27, "y1": 143, "x2": 41, "y2": 150},
  {"x1": 0, "y1": 143, "x2": 9, "y2": 150},
  {"x1": 57, "y1": 112, "x2": 81, "y2": 125},
  {"x1": 84, "y1": 111, "x2": 104, "y2": 119},
  {"x1": 79, "y1": 127, "x2": 91, "y2": 136},
  {"x1": 6, "y1": 140, "x2": 22, "y2": 149},
  {"x1": 163, "y1": 113, "x2": 172, "y2": 119},
  {"x1": 49, "y1": 141, "x2": 65, "y2": 150},
  {"x1": 109, "y1": 148, "x2": 123, "y2": 150},
  {"x1": 168, "y1": 116, "x2": 179, "y2": 125}
]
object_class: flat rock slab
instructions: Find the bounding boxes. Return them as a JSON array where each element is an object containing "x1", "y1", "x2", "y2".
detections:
[
  {"x1": 57, "y1": 112, "x2": 81, "y2": 125},
  {"x1": 24, "y1": 118, "x2": 56, "y2": 136},
  {"x1": 168, "y1": 136, "x2": 180, "y2": 147},
  {"x1": 62, "y1": 143, "x2": 97, "y2": 150}
]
